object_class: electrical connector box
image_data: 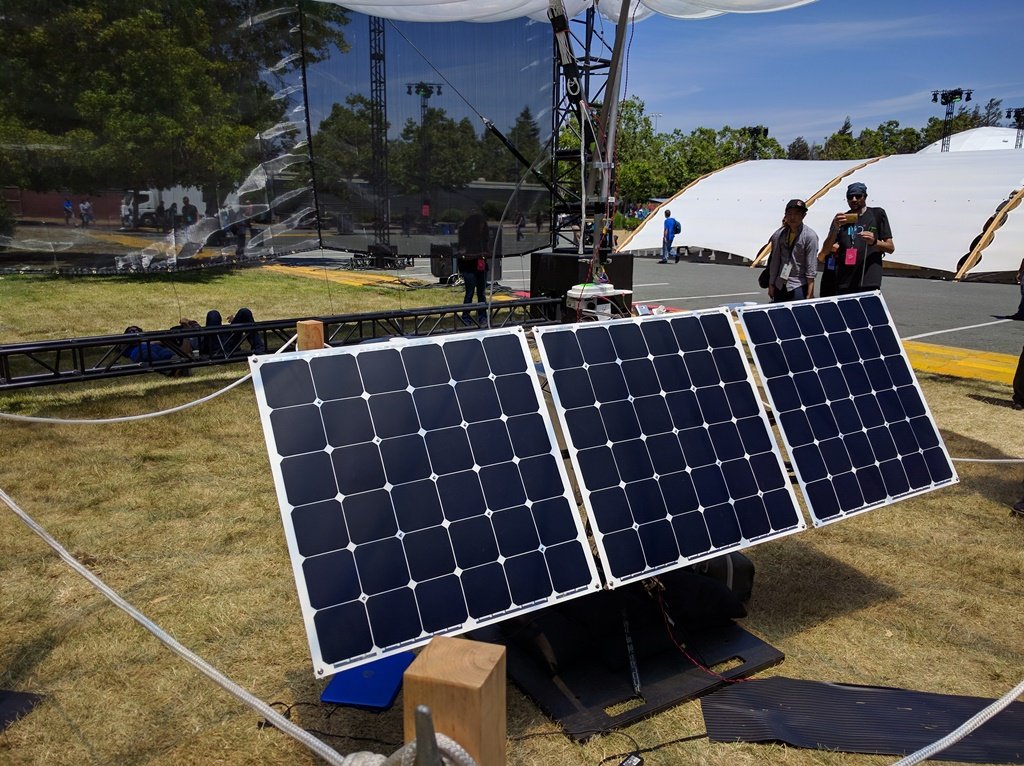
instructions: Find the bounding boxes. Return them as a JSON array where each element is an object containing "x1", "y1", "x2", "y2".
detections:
[{"x1": 619, "y1": 755, "x2": 644, "y2": 766}]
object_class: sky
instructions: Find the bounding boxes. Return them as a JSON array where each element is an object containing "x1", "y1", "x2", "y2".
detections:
[{"x1": 619, "y1": 0, "x2": 1024, "y2": 148}]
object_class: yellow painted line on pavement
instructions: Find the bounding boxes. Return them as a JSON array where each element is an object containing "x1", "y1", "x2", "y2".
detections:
[
  {"x1": 902, "y1": 340, "x2": 1016, "y2": 385},
  {"x1": 262, "y1": 263, "x2": 515, "y2": 301}
]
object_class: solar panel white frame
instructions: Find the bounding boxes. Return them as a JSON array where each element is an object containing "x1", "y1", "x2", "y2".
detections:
[
  {"x1": 737, "y1": 293, "x2": 959, "y2": 526},
  {"x1": 250, "y1": 327, "x2": 602, "y2": 676},
  {"x1": 535, "y1": 310, "x2": 805, "y2": 589}
]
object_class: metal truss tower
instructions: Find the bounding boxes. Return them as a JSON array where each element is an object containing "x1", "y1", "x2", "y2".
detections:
[{"x1": 369, "y1": 16, "x2": 390, "y2": 245}]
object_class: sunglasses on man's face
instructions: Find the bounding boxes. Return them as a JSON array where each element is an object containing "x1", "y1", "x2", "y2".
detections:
[{"x1": 847, "y1": 193, "x2": 865, "y2": 200}]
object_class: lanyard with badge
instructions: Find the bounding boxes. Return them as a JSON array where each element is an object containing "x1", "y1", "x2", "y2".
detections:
[
  {"x1": 844, "y1": 213, "x2": 861, "y2": 266},
  {"x1": 778, "y1": 228, "x2": 795, "y2": 281}
]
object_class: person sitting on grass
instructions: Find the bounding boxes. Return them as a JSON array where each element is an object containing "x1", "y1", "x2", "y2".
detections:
[
  {"x1": 227, "y1": 307, "x2": 265, "y2": 353},
  {"x1": 122, "y1": 326, "x2": 192, "y2": 377}
]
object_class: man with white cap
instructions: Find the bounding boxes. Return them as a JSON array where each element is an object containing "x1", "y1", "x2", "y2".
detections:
[{"x1": 819, "y1": 181, "x2": 894, "y2": 294}]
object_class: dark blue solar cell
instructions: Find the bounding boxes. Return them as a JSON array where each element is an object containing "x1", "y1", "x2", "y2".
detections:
[
  {"x1": 621, "y1": 358, "x2": 661, "y2": 397},
  {"x1": 696, "y1": 385, "x2": 732, "y2": 425},
  {"x1": 852, "y1": 328, "x2": 881, "y2": 360},
  {"x1": 844, "y1": 431, "x2": 875, "y2": 469},
  {"x1": 832, "y1": 471, "x2": 864, "y2": 512},
  {"x1": 769, "y1": 308, "x2": 802, "y2": 341},
  {"x1": 600, "y1": 400, "x2": 642, "y2": 441},
  {"x1": 879, "y1": 459, "x2": 910, "y2": 497},
  {"x1": 903, "y1": 452, "x2": 932, "y2": 489},
  {"x1": 310, "y1": 355, "x2": 362, "y2": 402},
  {"x1": 793, "y1": 370, "x2": 827, "y2": 407},
  {"x1": 589, "y1": 486, "x2": 632, "y2": 532},
  {"x1": 671, "y1": 316, "x2": 709, "y2": 352},
  {"x1": 792, "y1": 444, "x2": 827, "y2": 482},
  {"x1": 449, "y1": 517, "x2": 499, "y2": 569},
  {"x1": 413, "y1": 385, "x2": 462, "y2": 430},
  {"x1": 702, "y1": 313, "x2": 736, "y2": 349},
  {"x1": 819, "y1": 437, "x2": 852, "y2": 474},
  {"x1": 679, "y1": 427, "x2": 717, "y2": 468},
  {"x1": 292, "y1": 500, "x2": 348, "y2": 557},
  {"x1": 818, "y1": 366, "x2": 850, "y2": 400},
  {"x1": 767, "y1": 376, "x2": 801, "y2": 414},
  {"x1": 685, "y1": 350, "x2": 721, "y2": 388},
  {"x1": 552, "y1": 368, "x2": 593, "y2": 409},
  {"x1": 468, "y1": 420, "x2": 514, "y2": 465},
  {"x1": 505, "y1": 552, "x2": 554, "y2": 605},
  {"x1": 425, "y1": 427, "x2": 474, "y2": 475},
  {"x1": 857, "y1": 465, "x2": 887, "y2": 505},
  {"x1": 764, "y1": 489, "x2": 799, "y2": 529},
  {"x1": 806, "y1": 335, "x2": 839, "y2": 369},
  {"x1": 391, "y1": 480, "x2": 443, "y2": 532},
  {"x1": 842, "y1": 362, "x2": 872, "y2": 396},
  {"x1": 778, "y1": 410, "x2": 813, "y2": 448},
  {"x1": 780, "y1": 338, "x2": 814, "y2": 373},
  {"x1": 864, "y1": 359, "x2": 894, "y2": 391},
  {"x1": 270, "y1": 404, "x2": 326, "y2": 457},
  {"x1": 647, "y1": 432, "x2": 684, "y2": 475},
  {"x1": 482, "y1": 334, "x2": 528, "y2": 375},
  {"x1": 877, "y1": 389, "x2": 906, "y2": 421},
  {"x1": 304, "y1": 550, "x2": 360, "y2": 608},
  {"x1": 724, "y1": 382, "x2": 760, "y2": 420},
  {"x1": 520, "y1": 455, "x2": 565, "y2": 502},
  {"x1": 479, "y1": 462, "x2": 528, "y2": 511},
  {"x1": 831, "y1": 398, "x2": 863, "y2": 435},
  {"x1": 625, "y1": 479, "x2": 667, "y2": 523},
  {"x1": 866, "y1": 425, "x2": 898, "y2": 462},
  {"x1": 830, "y1": 333, "x2": 859, "y2": 365},
  {"x1": 692, "y1": 466, "x2": 730, "y2": 507},
  {"x1": 262, "y1": 359, "x2": 315, "y2": 409},
  {"x1": 540, "y1": 330, "x2": 583, "y2": 370},
  {"x1": 671, "y1": 511, "x2": 712, "y2": 557},
  {"x1": 756, "y1": 342, "x2": 789, "y2": 379},
  {"x1": 853, "y1": 394, "x2": 885, "y2": 429},
  {"x1": 444, "y1": 338, "x2": 491, "y2": 381},
  {"x1": 652, "y1": 354, "x2": 691, "y2": 391},
  {"x1": 742, "y1": 311, "x2": 777, "y2": 345},
  {"x1": 721, "y1": 459, "x2": 757, "y2": 500},
  {"x1": 355, "y1": 537, "x2": 409, "y2": 595},
  {"x1": 660, "y1": 471, "x2": 699, "y2": 515},
  {"x1": 461, "y1": 563, "x2": 512, "y2": 618},
  {"x1": 532, "y1": 497, "x2": 578, "y2": 546},
  {"x1": 316, "y1": 602, "x2": 372, "y2": 664},
  {"x1": 924, "y1": 447, "x2": 953, "y2": 483},
  {"x1": 704, "y1": 504, "x2": 742, "y2": 547},
  {"x1": 455, "y1": 378, "x2": 501, "y2": 423},
  {"x1": 343, "y1": 489, "x2": 398, "y2": 544},
  {"x1": 491, "y1": 506, "x2": 541, "y2": 557},
  {"x1": 402, "y1": 344, "x2": 451, "y2": 387},
  {"x1": 709, "y1": 422, "x2": 744, "y2": 461},
  {"x1": 838, "y1": 297, "x2": 870, "y2": 329},
  {"x1": 369, "y1": 391, "x2": 420, "y2": 438},
  {"x1": 602, "y1": 530, "x2": 645, "y2": 579},
  {"x1": 793, "y1": 304, "x2": 826, "y2": 336},
  {"x1": 637, "y1": 520, "x2": 679, "y2": 567},
  {"x1": 640, "y1": 320, "x2": 680, "y2": 356},
  {"x1": 634, "y1": 395, "x2": 672, "y2": 436},
  {"x1": 816, "y1": 301, "x2": 846, "y2": 333},
  {"x1": 737, "y1": 417, "x2": 774, "y2": 457},
  {"x1": 403, "y1": 526, "x2": 456, "y2": 581},
  {"x1": 322, "y1": 398, "x2": 374, "y2": 447},
  {"x1": 885, "y1": 356, "x2": 914, "y2": 387},
  {"x1": 507, "y1": 414, "x2": 552, "y2": 458},
  {"x1": 712, "y1": 347, "x2": 747, "y2": 383},
  {"x1": 358, "y1": 349, "x2": 407, "y2": 394},
  {"x1": 910, "y1": 416, "x2": 940, "y2": 450},
  {"x1": 282, "y1": 452, "x2": 337, "y2": 506},
  {"x1": 611, "y1": 440, "x2": 655, "y2": 483},
  {"x1": 667, "y1": 390, "x2": 704, "y2": 429},
  {"x1": 577, "y1": 446, "x2": 621, "y2": 490},
  {"x1": 366, "y1": 588, "x2": 421, "y2": 648},
  {"x1": 589, "y1": 362, "x2": 629, "y2": 403},
  {"x1": 733, "y1": 495, "x2": 771, "y2": 538},
  {"x1": 333, "y1": 443, "x2": 386, "y2": 495},
  {"x1": 807, "y1": 404, "x2": 840, "y2": 441},
  {"x1": 609, "y1": 323, "x2": 649, "y2": 360},
  {"x1": 546, "y1": 542, "x2": 596, "y2": 593},
  {"x1": 860, "y1": 294, "x2": 889, "y2": 326},
  {"x1": 874, "y1": 325, "x2": 903, "y2": 357},
  {"x1": 897, "y1": 386, "x2": 927, "y2": 418},
  {"x1": 577, "y1": 326, "x2": 618, "y2": 364},
  {"x1": 565, "y1": 407, "x2": 608, "y2": 448},
  {"x1": 380, "y1": 435, "x2": 432, "y2": 485},
  {"x1": 493, "y1": 374, "x2": 539, "y2": 417},
  {"x1": 415, "y1": 575, "x2": 468, "y2": 633},
  {"x1": 436, "y1": 470, "x2": 486, "y2": 521},
  {"x1": 749, "y1": 452, "x2": 787, "y2": 492},
  {"x1": 806, "y1": 479, "x2": 841, "y2": 520}
]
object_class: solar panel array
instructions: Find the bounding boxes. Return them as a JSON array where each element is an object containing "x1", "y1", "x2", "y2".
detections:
[
  {"x1": 250, "y1": 328, "x2": 601, "y2": 675},
  {"x1": 535, "y1": 311, "x2": 804, "y2": 588},
  {"x1": 738, "y1": 293, "x2": 957, "y2": 526}
]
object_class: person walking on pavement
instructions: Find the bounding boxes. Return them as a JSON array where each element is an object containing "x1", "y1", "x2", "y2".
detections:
[{"x1": 659, "y1": 209, "x2": 681, "y2": 263}]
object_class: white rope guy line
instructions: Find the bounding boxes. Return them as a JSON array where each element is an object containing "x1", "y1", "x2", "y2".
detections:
[
  {"x1": 0, "y1": 486, "x2": 350, "y2": 766},
  {"x1": 0, "y1": 335, "x2": 297, "y2": 425}
]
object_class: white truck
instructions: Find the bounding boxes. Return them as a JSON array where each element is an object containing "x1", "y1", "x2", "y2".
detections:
[{"x1": 125, "y1": 186, "x2": 203, "y2": 228}]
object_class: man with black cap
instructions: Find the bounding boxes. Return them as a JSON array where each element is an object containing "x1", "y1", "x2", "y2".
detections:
[
  {"x1": 819, "y1": 181, "x2": 893, "y2": 294},
  {"x1": 766, "y1": 199, "x2": 819, "y2": 302}
]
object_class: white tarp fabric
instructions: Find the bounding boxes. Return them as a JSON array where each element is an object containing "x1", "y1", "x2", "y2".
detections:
[
  {"x1": 620, "y1": 153, "x2": 1024, "y2": 276},
  {"x1": 919, "y1": 127, "x2": 1020, "y2": 153}
]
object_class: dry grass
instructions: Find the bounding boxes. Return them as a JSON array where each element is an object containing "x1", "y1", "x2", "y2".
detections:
[{"x1": 1, "y1": 276, "x2": 1023, "y2": 765}]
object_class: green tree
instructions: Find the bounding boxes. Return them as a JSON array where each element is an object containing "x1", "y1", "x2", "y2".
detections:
[
  {"x1": 390, "y1": 108, "x2": 478, "y2": 194},
  {"x1": 857, "y1": 120, "x2": 921, "y2": 156},
  {"x1": 820, "y1": 117, "x2": 863, "y2": 160},
  {"x1": 787, "y1": 136, "x2": 811, "y2": 160},
  {"x1": 315, "y1": 95, "x2": 376, "y2": 195}
]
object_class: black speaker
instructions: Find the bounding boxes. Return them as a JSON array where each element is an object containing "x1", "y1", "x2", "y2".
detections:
[{"x1": 529, "y1": 251, "x2": 634, "y2": 302}]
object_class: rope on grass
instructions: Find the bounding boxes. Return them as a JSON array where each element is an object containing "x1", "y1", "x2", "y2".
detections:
[
  {"x1": 890, "y1": 676, "x2": 1024, "y2": 766},
  {"x1": 0, "y1": 335, "x2": 297, "y2": 425},
  {"x1": 951, "y1": 457, "x2": 1024, "y2": 463}
]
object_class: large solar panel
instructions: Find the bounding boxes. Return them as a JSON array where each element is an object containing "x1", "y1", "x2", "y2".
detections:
[
  {"x1": 737, "y1": 293, "x2": 958, "y2": 526},
  {"x1": 250, "y1": 328, "x2": 601, "y2": 676},
  {"x1": 535, "y1": 311, "x2": 805, "y2": 589}
]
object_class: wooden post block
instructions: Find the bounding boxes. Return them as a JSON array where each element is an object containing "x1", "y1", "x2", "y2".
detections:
[
  {"x1": 403, "y1": 636, "x2": 506, "y2": 766},
  {"x1": 296, "y1": 320, "x2": 324, "y2": 351}
]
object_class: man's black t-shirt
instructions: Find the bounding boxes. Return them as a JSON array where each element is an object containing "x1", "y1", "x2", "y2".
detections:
[{"x1": 834, "y1": 206, "x2": 892, "y2": 293}]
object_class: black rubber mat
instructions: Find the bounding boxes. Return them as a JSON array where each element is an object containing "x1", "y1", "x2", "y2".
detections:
[
  {"x1": 701, "y1": 676, "x2": 1024, "y2": 763},
  {"x1": 0, "y1": 689, "x2": 43, "y2": 732}
]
